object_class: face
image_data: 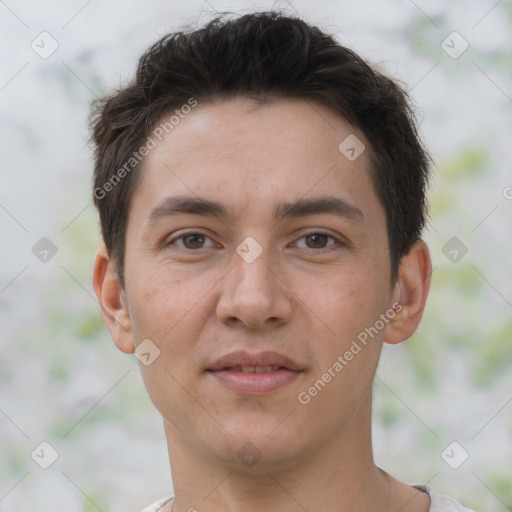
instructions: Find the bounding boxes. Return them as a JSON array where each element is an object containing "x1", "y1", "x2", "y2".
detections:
[{"x1": 108, "y1": 97, "x2": 405, "y2": 470}]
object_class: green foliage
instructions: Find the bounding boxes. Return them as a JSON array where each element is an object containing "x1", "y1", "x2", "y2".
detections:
[
  {"x1": 81, "y1": 490, "x2": 110, "y2": 512},
  {"x1": 75, "y1": 311, "x2": 104, "y2": 341},
  {"x1": 471, "y1": 318, "x2": 512, "y2": 387},
  {"x1": 441, "y1": 146, "x2": 489, "y2": 180},
  {"x1": 403, "y1": 138, "x2": 509, "y2": 394}
]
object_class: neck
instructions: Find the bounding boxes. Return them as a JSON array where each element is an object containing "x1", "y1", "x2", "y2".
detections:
[{"x1": 163, "y1": 390, "x2": 429, "y2": 512}]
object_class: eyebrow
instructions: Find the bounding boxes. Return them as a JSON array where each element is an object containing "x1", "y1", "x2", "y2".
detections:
[{"x1": 146, "y1": 194, "x2": 364, "y2": 226}]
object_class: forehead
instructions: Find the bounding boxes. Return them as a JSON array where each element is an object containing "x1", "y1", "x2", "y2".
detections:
[{"x1": 130, "y1": 97, "x2": 383, "y2": 226}]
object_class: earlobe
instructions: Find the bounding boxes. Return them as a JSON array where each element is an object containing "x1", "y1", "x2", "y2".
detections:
[
  {"x1": 92, "y1": 244, "x2": 135, "y2": 354},
  {"x1": 384, "y1": 240, "x2": 432, "y2": 345}
]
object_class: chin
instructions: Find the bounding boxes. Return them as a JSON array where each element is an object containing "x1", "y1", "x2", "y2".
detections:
[{"x1": 205, "y1": 414, "x2": 308, "y2": 472}]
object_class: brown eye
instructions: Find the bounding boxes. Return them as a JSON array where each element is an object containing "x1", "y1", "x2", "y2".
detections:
[
  {"x1": 304, "y1": 233, "x2": 330, "y2": 249},
  {"x1": 295, "y1": 232, "x2": 340, "y2": 251},
  {"x1": 167, "y1": 232, "x2": 215, "y2": 250}
]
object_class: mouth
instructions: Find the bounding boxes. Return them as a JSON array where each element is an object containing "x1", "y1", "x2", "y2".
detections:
[
  {"x1": 222, "y1": 365, "x2": 283, "y2": 373},
  {"x1": 206, "y1": 351, "x2": 304, "y2": 394}
]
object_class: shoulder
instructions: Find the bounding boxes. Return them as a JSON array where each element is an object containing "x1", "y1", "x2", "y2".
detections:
[
  {"x1": 141, "y1": 496, "x2": 173, "y2": 512},
  {"x1": 413, "y1": 484, "x2": 476, "y2": 512}
]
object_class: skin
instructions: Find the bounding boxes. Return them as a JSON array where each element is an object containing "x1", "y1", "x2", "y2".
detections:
[{"x1": 93, "y1": 97, "x2": 432, "y2": 512}]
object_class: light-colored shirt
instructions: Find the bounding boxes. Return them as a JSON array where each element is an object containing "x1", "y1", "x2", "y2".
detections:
[
  {"x1": 141, "y1": 484, "x2": 476, "y2": 511},
  {"x1": 414, "y1": 484, "x2": 475, "y2": 511}
]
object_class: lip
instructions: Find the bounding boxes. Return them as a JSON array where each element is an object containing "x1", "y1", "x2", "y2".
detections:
[
  {"x1": 205, "y1": 350, "x2": 304, "y2": 395},
  {"x1": 207, "y1": 350, "x2": 303, "y2": 372}
]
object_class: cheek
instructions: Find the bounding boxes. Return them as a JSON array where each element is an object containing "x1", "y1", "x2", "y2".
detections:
[
  {"x1": 127, "y1": 272, "x2": 175, "y2": 340},
  {"x1": 127, "y1": 262, "x2": 198, "y2": 340},
  {"x1": 313, "y1": 265, "x2": 387, "y2": 343},
  {"x1": 126, "y1": 270, "x2": 204, "y2": 417},
  {"x1": 297, "y1": 270, "x2": 386, "y2": 413},
  {"x1": 125, "y1": 265, "x2": 214, "y2": 375}
]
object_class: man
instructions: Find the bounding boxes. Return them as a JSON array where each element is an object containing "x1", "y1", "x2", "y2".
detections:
[{"x1": 89, "y1": 11, "x2": 474, "y2": 512}]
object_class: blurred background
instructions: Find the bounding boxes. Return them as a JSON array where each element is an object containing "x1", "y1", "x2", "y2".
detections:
[{"x1": 0, "y1": 0, "x2": 511, "y2": 510}]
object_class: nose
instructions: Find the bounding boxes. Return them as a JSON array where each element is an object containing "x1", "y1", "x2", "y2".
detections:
[{"x1": 216, "y1": 245, "x2": 294, "y2": 330}]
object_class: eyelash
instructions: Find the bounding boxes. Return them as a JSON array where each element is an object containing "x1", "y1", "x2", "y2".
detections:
[{"x1": 166, "y1": 231, "x2": 345, "y2": 253}]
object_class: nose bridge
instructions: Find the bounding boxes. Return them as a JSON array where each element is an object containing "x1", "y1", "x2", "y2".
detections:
[
  {"x1": 216, "y1": 235, "x2": 292, "y2": 328},
  {"x1": 232, "y1": 236, "x2": 276, "y2": 298}
]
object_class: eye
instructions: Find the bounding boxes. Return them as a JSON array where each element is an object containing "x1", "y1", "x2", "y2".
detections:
[
  {"x1": 293, "y1": 232, "x2": 342, "y2": 251},
  {"x1": 167, "y1": 232, "x2": 216, "y2": 250},
  {"x1": 165, "y1": 230, "x2": 345, "y2": 252}
]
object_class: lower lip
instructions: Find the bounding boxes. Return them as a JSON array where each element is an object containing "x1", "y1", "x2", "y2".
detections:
[{"x1": 208, "y1": 369, "x2": 302, "y2": 394}]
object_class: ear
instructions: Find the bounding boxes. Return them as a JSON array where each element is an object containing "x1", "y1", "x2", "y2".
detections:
[
  {"x1": 92, "y1": 244, "x2": 135, "y2": 354},
  {"x1": 384, "y1": 239, "x2": 432, "y2": 345}
]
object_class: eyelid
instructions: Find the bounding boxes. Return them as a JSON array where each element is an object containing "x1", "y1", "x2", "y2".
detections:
[
  {"x1": 293, "y1": 229, "x2": 352, "y2": 254},
  {"x1": 166, "y1": 230, "x2": 218, "y2": 249},
  {"x1": 291, "y1": 230, "x2": 344, "y2": 251}
]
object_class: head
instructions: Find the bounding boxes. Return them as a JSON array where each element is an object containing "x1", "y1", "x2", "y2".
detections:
[{"x1": 91, "y1": 11, "x2": 432, "y2": 472}]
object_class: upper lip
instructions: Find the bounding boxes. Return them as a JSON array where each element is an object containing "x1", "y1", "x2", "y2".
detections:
[{"x1": 207, "y1": 351, "x2": 304, "y2": 372}]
